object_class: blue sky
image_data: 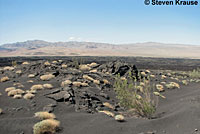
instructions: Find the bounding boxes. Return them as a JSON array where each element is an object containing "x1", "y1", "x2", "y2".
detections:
[{"x1": 0, "y1": 0, "x2": 199, "y2": 45}]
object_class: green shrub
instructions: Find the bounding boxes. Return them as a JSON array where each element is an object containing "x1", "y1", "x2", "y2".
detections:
[
  {"x1": 188, "y1": 68, "x2": 200, "y2": 79},
  {"x1": 114, "y1": 74, "x2": 158, "y2": 119}
]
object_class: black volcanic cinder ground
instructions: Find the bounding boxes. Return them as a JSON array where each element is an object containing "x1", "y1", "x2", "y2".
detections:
[{"x1": 0, "y1": 57, "x2": 200, "y2": 134}]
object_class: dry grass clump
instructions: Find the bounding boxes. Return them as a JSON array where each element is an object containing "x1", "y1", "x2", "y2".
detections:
[
  {"x1": 61, "y1": 80, "x2": 72, "y2": 87},
  {"x1": 40, "y1": 74, "x2": 55, "y2": 81},
  {"x1": 114, "y1": 115, "x2": 125, "y2": 122},
  {"x1": 99, "y1": 110, "x2": 115, "y2": 117},
  {"x1": 150, "y1": 75, "x2": 155, "y2": 78},
  {"x1": 103, "y1": 102, "x2": 115, "y2": 109},
  {"x1": 72, "y1": 81, "x2": 82, "y2": 87},
  {"x1": 5, "y1": 87, "x2": 16, "y2": 92},
  {"x1": 103, "y1": 79, "x2": 110, "y2": 85},
  {"x1": 0, "y1": 76, "x2": 9, "y2": 82},
  {"x1": 79, "y1": 64, "x2": 91, "y2": 71},
  {"x1": 61, "y1": 64, "x2": 68, "y2": 68},
  {"x1": 83, "y1": 75, "x2": 94, "y2": 81},
  {"x1": 28, "y1": 74, "x2": 35, "y2": 78},
  {"x1": 141, "y1": 72, "x2": 146, "y2": 76},
  {"x1": 27, "y1": 80, "x2": 34, "y2": 83},
  {"x1": 182, "y1": 80, "x2": 188, "y2": 85},
  {"x1": 24, "y1": 93, "x2": 35, "y2": 99},
  {"x1": 16, "y1": 70, "x2": 22, "y2": 74},
  {"x1": 81, "y1": 82, "x2": 89, "y2": 87},
  {"x1": 161, "y1": 75, "x2": 167, "y2": 79},
  {"x1": 153, "y1": 92, "x2": 166, "y2": 99},
  {"x1": 156, "y1": 84, "x2": 164, "y2": 92},
  {"x1": 89, "y1": 69, "x2": 97, "y2": 73},
  {"x1": 13, "y1": 94, "x2": 22, "y2": 99},
  {"x1": 43, "y1": 84, "x2": 53, "y2": 89},
  {"x1": 33, "y1": 119, "x2": 60, "y2": 134},
  {"x1": 13, "y1": 83, "x2": 24, "y2": 88},
  {"x1": 22, "y1": 61, "x2": 29, "y2": 65},
  {"x1": 44, "y1": 61, "x2": 51, "y2": 66},
  {"x1": 8, "y1": 89, "x2": 24, "y2": 96},
  {"x1": 166, "y1": 82, "x2": 180, "y2": 89},
  {"x1": 52, "y1": 61, "x2": 58, "y2": 64},
  {"x1": 3, "y1": 66, "x2": 15, "y2": 71},
  {"x1": 34, "y1": 111, "x2": 56, "y2": 120},
  {"x1": 93, "y1": 80, "x2": 100, "y2": 85},
  {"x1": 145, "y1": 70, "x2": 151, "y2": 73},
  {"x1": 31, "y1": 85, "x2": 44, "y2": 90},
  {"x1": 88, "y1": 62, "x2": 98, "y2": 68}
]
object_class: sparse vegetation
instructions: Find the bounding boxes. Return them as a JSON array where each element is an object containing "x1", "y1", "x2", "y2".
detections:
[
  {"x1": 99, "y1": 110, "x2": 115, "y2": 117},
  {"x1": 103, "y1": 102, "x2": 115, "y2": 109},
  {"x1": 0, "y1": 76, "x2": 9, "y2": 82},
  {"x1": 24, "y1": 93, "x2": 35, "y2": 99},
  {"x1": 61, "y1": 80, "x2": 72, "y2": 87},
  {"x1": 34, "y1": 111, "x2": 56, "y2": 120},
  {"x1": 43, "y1": 84, "x2": 53, "y2": 89},
  {"x1": 5, "y1": 87, "x2": 16, "y2": 92},
  {"x1": 3, "y1": 66, "x2": 15, "y2": 71},
  {"x1": 79, "y1": 64, "x2": 91, "y2": 71},
  {"x1": 40, "y1": 74, "x2": 55, "y2": 81},
  {"x1": 31, "y1": 85, "x2": 44, "y2": 90},
  {"x1": 114, "y1": 115, "x2": 125, "y2": 122},
  {"x1": 114, "y1": 74, "x2": 158, "y2": 119},
  {"x1": 188, "y1": 68, "x2": 200, "y2": 79},
  {"x1": 33, "y1": 119, "x2": 60, "y2": 134},
  {"x1": 28, "y1": 74, "x2": 35, "y2": 78}
]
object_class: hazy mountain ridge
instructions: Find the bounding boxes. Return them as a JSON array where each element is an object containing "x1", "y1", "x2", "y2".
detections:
[{"x1": 1, "y1": 40, "x2": 200, "y2": 58}]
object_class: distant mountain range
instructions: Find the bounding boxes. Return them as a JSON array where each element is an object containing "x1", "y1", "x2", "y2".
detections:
[{"x1": 1, "y1": 40, "x2": 200, "y2": 59}]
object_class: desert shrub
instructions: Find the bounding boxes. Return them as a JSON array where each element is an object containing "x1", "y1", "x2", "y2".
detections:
[
  {"x1": 114, "y1": 74, "x2": 158, "y2": 119},
  {"x1": 3, "y1": 66, "x2": 15, "y2": 71},
  {"x1": 83, "y1": 75, "x2": 94, "y2": 81},
  {"x1": 31, "y1": 85, "x2": 44, "y2": 90},
  {"x1": 61, "y1": 80, "x2": 72, "y2": 87},
  {"x1": 93, "y1": 80, "x2": 100, "y2": 85},
  {"x1": 89, "y1": 69, "x2": 97, "y2": 73},
  {"x1": 16, "y1": 70, "x2": 22, "y2": 74},
  {"x1": 0, "y1": 76, "x2": 9, "y2": 82},
  {"x1": 72, "y1": 81, "x2": 82, "y2": 87},
  {"x1": 114, "y1": 115, "x2": 125, "y2": 122},
  {"x1": 43, "y1": 84, "x2": 53, "y2": 89},
  {"x1": 40, "y1": 74, "x2": 55, "y2": 81},
  {"x1": 88, "y1": 62, "x2": 98, "y2": 68},
  {"x1": 99, "y1": 110, "x2": 115, "y2": 117},
  {"x1": 5, "y1": 87, "x2": 16, "y2": 92},
  {"x1": 61, "y1": 64, "x2": 67, "y2": 68},
  {"x1": 166, "y1": 82, "x2": 180, "y2": 89},
  {"x1": 8, "y1": 90, "x2": 18, "y2": 96},
  {"x1": 13, "y1": 94, "x2": 22, "y2": 99},
  {"x1": 103, "y1": 102, "x2": 115, "y2": 109},
  {"x1": 12, "y1": 61, "x2": 17, "y2": 66},
  {"x1": 156, "y1": 84, "x2": 164, "y2": 92},
  {"x1": 34, "y1": 111, "x2": 56, "y2": 120},
  {"x1": 33, "y1": 119, "x2": 60, "y2": 134},
  {"x1": 188, "y1": 68, "x2": 200, "y2": 79},
  {"x1": 103, "y1": 79, "x2": 110, "y2": 85},
  {"x1": 44, "y1": 61, "x2": 51, "y2": 66},
  {"x1": 28, "y1": 74, "x2": 35, "y2": 78},
  {"x1": 182, "y1": 80, "x2": 188, "y2": 85},
  {"x1": 22, "y1": 61, "x2": 29, "y2": 65},
  {"x1": 24, "y1": 93, "x2": 35, "y2": 99},
  {"x1": 79, "y1": 65, "x2": 91, "y2": 71},
  {"x1": 81, "y1": 82, "x2": 89, "y2": 87}
]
